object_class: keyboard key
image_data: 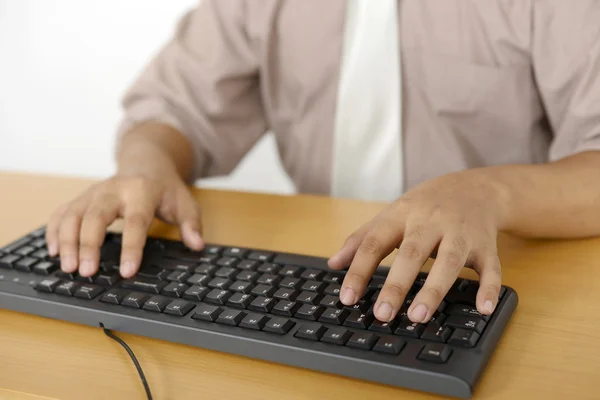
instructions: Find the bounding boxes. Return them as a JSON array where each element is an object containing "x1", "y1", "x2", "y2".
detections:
[
  {"x1": 296, "y1": 291, "x2": 322, "y2": 305},
  {"x1": 122, "y1": 293, "x2": 150, "y2": 308},
  {"x1": 279, "y1": 277, "x2": 302, "y2": 289},
  {"x1": 448, "y1": 328, "x2": 480, "y2": 347},
  {"x1": 318, "y1": 308, "x2": 348, "y2": 325},
  {"x1": 54, "y1": 281, "x2": 80, "y2": 296},
  {"x1": 263, "y1": 317, "x2": 294, "y2": 334},
  {"x1": 207, "y1": 277, "x2": 232, "y2": 290},
  {"x1": 278, "y1": 265, "x2": 301, "y2": 277},
  {"x1": 75, "y1": 274, "x2": 95, "y2": 284},
  {"x1": 321, "y1": 327, "x2": 352, "y2": 345},
  {"x1": 239, "y1": 313, "x2": 269, "y2": 330},
  {"x1": 100, "y1": 289, "x2": 127, "y2": 304},
  {"x1": 1, "y1": 237, "x2": 31, "y2": 253},
  {"x1": 369, "y1": 319, "x2": 399, "y2": 333},
  {"x1": 295, "y1": 304, "x2": 324, "y2": 321},
  {"x1": 204, "y1": 289, "x2": 232, "y2": 305},
  {"x1": 373, "y1": 336, "x2": 405, "y2": 355},
  {"x1": 236, "y1": 260, "x2": 259, "y2": 270},
  {"x1": 30, "y1": 238, "x2": 46, "y2": 248},
  {"x1": 0, "y1": 254, "x2": 20, "y2": 269},
  {"x1": 248, "y1": 251, "x2": 274, "y2": 262},
  {"x1": 251, "y1": 284, "x2": 276, "y2": 298},
  {"x1": 273, "y1": 288, "x2": 298, "y2": 301},
  {"x1": 202, "y1": 246, "x2": 222, "y2": 256},
  {"x1": 96, "y1": 272, "x2": 120, "y2": 286},
  {"x1": 223, "y1": 247, "x2": 248, "y2": 258},
  {"x1": 421, "y1": 323, "x2": 452, "y2": 342},
  {"x1": 369, "y1": 290, "x2": 380, "y2": 303},
  {"x1": 428, "y1": 311, "x2": 447, "y2": 325},
  {"x1": 34, "y1": 277, "x2": 61, "y2": 293},
  {"x1": 300, "y1": 269, "x2": 325, "y2": 281},
  {"x1": 192, "y1": 305, "x2": 223, "y2": 322},
  {"x1": 444, "y1": 315, "x2": 487, "y2": 334},
  {"x1": 418, "y1": 344, "x2": 452, "y2": 363},
  {"x1": 236, "y1": 270, "x2": 259, "y2": 282},
  {"x1": 344, "y1": 300, "x2": 370, "y2": 313},
  {"x1": 197, "y1": 255, "x2": 219, "y2": 264},
  {"x1": 295, "y1": 323, "x2": 327, "y2": 340},
  {"x1": 195, "y1": 263, "x2": 217, "y2": 276},
  {"x1": 216, "y1": 257, "x2": 239, "y2": 268},
  {"x1": 323, "y1": 273, "x2": 343, "y2": 283},
  {"x1": 227, "y1": 293, "x2": 254, "y2": 309},
  {"x1": 229, "y1": 280, "x2": 254, "y2": 294},
  {"x1": 31, "y1": 248, "x2": 49, "y2": 259},
  {"x1": 164, "y1": 300, "x2": 195, "y2": 316},
  {"x1": 183, "y1": 274, "x2": 206, "y2": 287},
  {"x1": 444, "y1": 290, "x2": 477, "y2": 306},
  {"x1": 166, "y1": 270, "x2": 191, "y2": 283},
  {"x1": 257, "y1": 273, "x2": 281, "y2": 286},
  {"x1": 347, "y1": 332, "x2": 378, "y2": 350},
  {"x1": 143, "y1": 296, "x2": 171, "y2": 312},
  {"x1": 74, "y1": 284, "x2": 104, "y2": 300},
  {"x1": 394, "y1": 317, "x2": 425, "y2": 338},
  {"x1": 343, "y1": 311, "x2": 374, "y2": 329},
  {"x1": 301, "y1": 280, "x2": 325, "y2": 292},
  {"x1": 216, "y1": 309, "x2": 246, "y2": 326},
  {"x1": 319, "y1": 295, "x2": 341, "y2": 308},
  {"x1": 215, "y1": 267, "x2": 237, "y2": 279},
  {"x1": 54, "y1": 271, "x2": 76, "y2": 280},
  {"x1": 121, "y1": 277, "x2": 167, "y2": 294},
  {"x1": 257, "y1": 263, "x2": 280, "y2": 274},
  {"x1": 324, "y1": 283, "x2": 341, "y2": 296},
  {"x1": 272, "y1": 300, "x2": 301, "y2": 316},
  {"x1": 182, "y1": 285, "x2": 209, "y2": 301},
  {"x1": 137, "y1": 265, "x2": 167, "y2": 279},
  {"x1": 162, "y1": 282, "x2": 189, "y2": 298},
  {"x1": 368, "y1": 277, "x2": 385, "y2": 290},
  {"x1": 446, "y1": 304, "x2": 491, "y2": 321},
  {"x1": 15, "y1": 257, "x2": 38, "y2": 272},
  {"x1": 15, "y1": 246, "x2": 36, "y2": 257},
  {"x1": 32, "y1": 260, "x2": 58, "y2": 275},
  {"x1": 248, "y1": 296, "x2": 276, "y2": 313}
]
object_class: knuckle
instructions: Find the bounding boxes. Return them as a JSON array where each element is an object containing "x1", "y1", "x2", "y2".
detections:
[
  {"x1": 485, "y1": 283, "x2": 502, "y2": 294},
  {"x1": 452, "y1": 236, "x2": 469, "y2": 255},
  {"x1": 84, "y1": 207, "x2": 110, "y2": 225},
  {"x1": 345, "y1": 270, "x2": 371, "y2": 285},
  {"x1": 382, "y1": 282, "x2": 409, "y2": 298},
  {"x1": 398, "y1": 241, "x2": 423, "y2": 261},
  {"x1": 359, "y1": 235, "x2": 382, "y2": 256},
  {"x1": 444, "y1": 251, "x2": 464, "y2": 272},
  {"x1": 405, "y1": 224, "x2": 426, "y2": 241},
  {"x1": 425, "y1": 284, "x2": 445, "y2": 300},
  {"x1": 126, "y1": 212, "x2": 151, "y2": 229}
]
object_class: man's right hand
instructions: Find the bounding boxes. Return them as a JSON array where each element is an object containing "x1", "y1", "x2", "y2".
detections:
[{"x1": 45, "y1": 171, "x2": 204, "y2": 279}]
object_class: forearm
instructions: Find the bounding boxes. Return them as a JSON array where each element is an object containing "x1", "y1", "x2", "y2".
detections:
[
  {"x1": 116, "y1": 122, "x2": 196, "y2": 182},
  {"x1": 483, "y1": 151, "x2": 600, "y2": 238}
]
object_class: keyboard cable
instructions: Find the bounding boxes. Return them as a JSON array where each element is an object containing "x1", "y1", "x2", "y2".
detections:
[{"x1": 99, "y1": 323, "x2": 153, "y2": 400}]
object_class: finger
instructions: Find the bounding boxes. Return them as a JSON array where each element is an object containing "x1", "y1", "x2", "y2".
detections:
[
  {"x1": 78, "y1": 195, "x2": 120, "y2": 277},
  {"x1": 175, "y1": 189, "x2": 204, "y2": 250},
  {"x1": 57, "y1": 207, "x2": 86, "y2": 273},
  {"x1": 408, "y1": 235, "x2": 470, "y2": 323},
  {"x1": 119, "y1": 198, "x2": 156, "y2": 278},
  {"x1": 340, "y1": 219, "x2": 404, "y2": 306},
  {"x1": 374, "y1": 224, "x2": 440, "y2": 322},
  {"x1": 328, "y1": 224, "x2": 372, "y2": 270},
  {"x1": 46, "y1": 204, "x2": 69, "y2": 256},
  {"x1": 473, "y1": 253, "x2": 502, "y2": 315}
]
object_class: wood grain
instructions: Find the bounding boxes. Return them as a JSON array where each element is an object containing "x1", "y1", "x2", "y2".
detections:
[{"x1": 0, "y1": 171, "x2": 599, "y2": 400}]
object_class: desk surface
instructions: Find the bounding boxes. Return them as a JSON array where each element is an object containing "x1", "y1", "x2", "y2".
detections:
[{"x1": 0, "y1": 172, "x2": 599, "y2": 400}]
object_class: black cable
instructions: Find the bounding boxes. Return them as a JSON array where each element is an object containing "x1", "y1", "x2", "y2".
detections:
[{"x1": 99, "y1": 323, "x2": 153, "y2": 400}]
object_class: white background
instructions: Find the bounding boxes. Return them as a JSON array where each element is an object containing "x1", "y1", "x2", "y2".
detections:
[{"x1": 0, "y1": 0, "x2": 296, "y2": 194}]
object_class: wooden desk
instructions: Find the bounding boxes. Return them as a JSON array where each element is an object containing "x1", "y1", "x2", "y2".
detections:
[{"x1": 1, "y1": 172, "x2": 599, "y2": 400}]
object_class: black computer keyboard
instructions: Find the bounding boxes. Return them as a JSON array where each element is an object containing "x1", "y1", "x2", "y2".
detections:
[{"x1": 0, "y1": 227, "x2": 518, "y2": 399}]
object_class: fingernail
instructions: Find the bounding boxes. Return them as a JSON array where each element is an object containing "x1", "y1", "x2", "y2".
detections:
[
  {"x1": 48, "y1": 242, "x2": 57, "y2": 256},
  {"x1": 192, "y1": 231, "x2": 204, "y2": 247},
  {"x1": 121, "y1": 261, "x2": 137, "y2": 277},
  {"x1": 483, "y1": 300, "x2": 495, "y2": 314},
  {"x1": 410, "y1": 304, "x2": 429, "y2": 323},
  {"x1": 79, "y1": 259, "x2": 94, "y2": 276},
  {"x1": 61, "y1": 255, "x2": 77, "y2": 272},
  {"x1": 376, "y1": 302, "x2": 393, "y2": 322},
  {"x1": 340, "y1": 287, "x2": 356, "y2": 305}
]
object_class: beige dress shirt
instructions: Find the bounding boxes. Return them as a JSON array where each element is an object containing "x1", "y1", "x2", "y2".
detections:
[{"x1": 117, "y1": 0, "x2": 600, "y2": 196}]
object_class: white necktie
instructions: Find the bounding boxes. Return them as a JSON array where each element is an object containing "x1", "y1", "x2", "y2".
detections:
[{"x1": 331, "y1": 0, "x2": 403, "y2": 202}]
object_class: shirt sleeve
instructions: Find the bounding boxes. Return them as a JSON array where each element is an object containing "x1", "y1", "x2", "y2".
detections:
[
  {"x1": 532, "y1": 0, "x2": 600, "y2": 161},
  {"x1": 116, "y1": 0, "x2": 267, "y2": 182}
]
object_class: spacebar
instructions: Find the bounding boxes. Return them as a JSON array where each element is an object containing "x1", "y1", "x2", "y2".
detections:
[{"x1": 273, "y1": 253, "x2": 329, "y2": 269}]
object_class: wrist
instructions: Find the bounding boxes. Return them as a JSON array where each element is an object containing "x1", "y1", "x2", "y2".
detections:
[{"x1": 469, "y1": 166, "x2": 516, "y2": 232}]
